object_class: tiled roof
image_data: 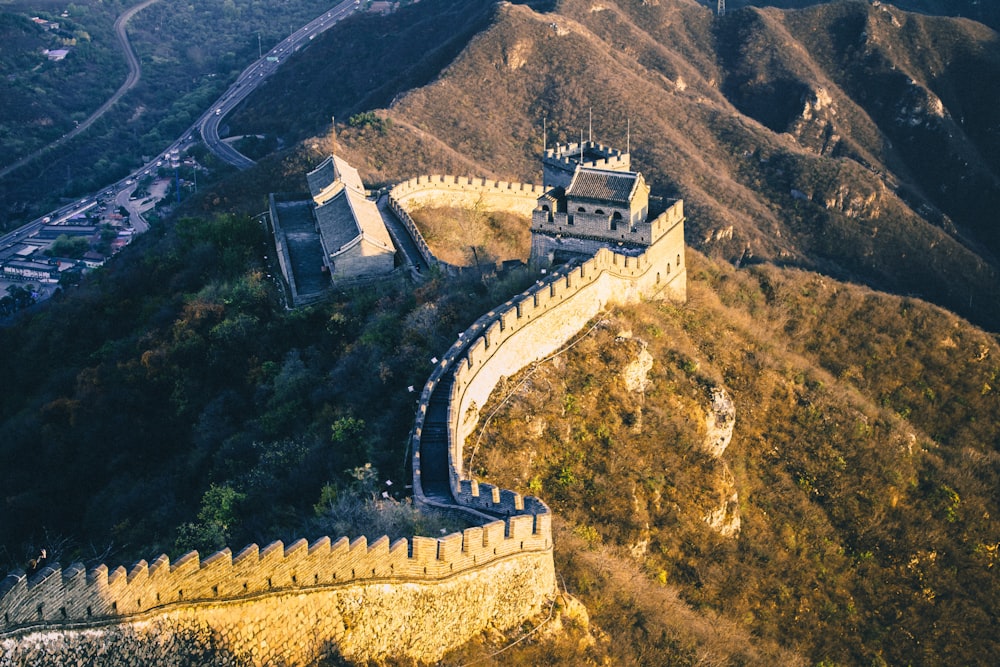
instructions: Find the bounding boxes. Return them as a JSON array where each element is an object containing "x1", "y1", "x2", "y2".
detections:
[
  {"x1": 314, "y1": 194, "x2": 359, "y2": 253},
  {"x1": 345, "y1": 187, "x2": 393, "y2": 250},
  {"x1": 314, "y1": 187, "x2": 393, "y2": 257},
  {"x1": 306, "y1": 155, "x2": 365, "y2": 205},
  {"x1": 566, "y1": 168, "x2": 637, "y2": 204}
]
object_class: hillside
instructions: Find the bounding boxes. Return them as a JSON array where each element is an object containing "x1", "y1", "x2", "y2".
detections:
[
  {"x1": 2, "y1": 0, "x2": 999, "y2": 664},
  {"x1": 0, "y1": 0, "x2": 342, "y2": 228},
  {"x1": 228, "y1": 0, "x2": 1000, "y2": 332},
  {"x1": 459, "y1": 252, "x2": 1000, "y2": 665}
]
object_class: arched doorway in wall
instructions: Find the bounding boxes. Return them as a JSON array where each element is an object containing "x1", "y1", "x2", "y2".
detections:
[{"x1": 611, "y1": 211, "x2": 622, "y2": 231}]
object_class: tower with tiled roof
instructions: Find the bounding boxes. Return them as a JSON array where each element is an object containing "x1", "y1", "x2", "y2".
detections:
[
  {"x1": 530, "y1": 143, "x2": 685, "y2": 267},
  {"x1": 541, "y1": 141, "x2": 631, "y2": 190}
]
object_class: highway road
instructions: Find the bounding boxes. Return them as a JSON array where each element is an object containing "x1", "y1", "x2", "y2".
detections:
[
  {"x1": 201, "y1": 0, "x2": 360, "y2": 169},
  {"x1": 0, "y1": 0, "x2": 360, "y2": 251}
]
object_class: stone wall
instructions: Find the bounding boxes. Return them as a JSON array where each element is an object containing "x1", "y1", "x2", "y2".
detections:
[
  {"x1": 1, "y1": 517, "x2": 553, "y2": 665},
  {"x1": 268, "y1": 193, "x2": 301, "y2": 303},
  {"x1": 1, "y1": 549, "x2": 554, "y2": 666},
  {"x1": 409, "y1": 224, "x2": 686, "y2": 509},
  {"x1": 390, "y1": 175, "x2": 543, "y2": 216}
]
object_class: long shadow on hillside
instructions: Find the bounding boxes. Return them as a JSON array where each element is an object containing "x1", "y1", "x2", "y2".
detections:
[{"x1": 231, "y1": 0, "x2": 502, "y2": 144}]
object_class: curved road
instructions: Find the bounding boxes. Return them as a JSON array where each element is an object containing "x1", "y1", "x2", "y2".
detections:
[
  {"x1": 201, "y1": 0, "x2": 358, "y2": 169},
  {"x1": 0, "y1": 0, "x2": 160, "y2": 180}
]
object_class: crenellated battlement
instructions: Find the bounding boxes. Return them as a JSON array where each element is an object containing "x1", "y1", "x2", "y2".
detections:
[
  {"x1": 390, "y1": 174, "x2": 546, "y2": 198},
  {"x1": 542, "y1": 141, "x2": 631, "y2": 190},
  {"x1": 0, "y1": 510, "x2": 550, "y2": 632},
  {"x1": 543, "y1": 141, "x2": 629, "y2": 167},
  {"x1": 387, "y1": 175, "x2": 546, "y2": 273},
  {"x1": 410, "y1": 224, "x2": 686, "y2": 520}
]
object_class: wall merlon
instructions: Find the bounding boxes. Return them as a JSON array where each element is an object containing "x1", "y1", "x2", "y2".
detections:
[
  {"x1": 233, "y1": 543, "x2": 259, "y2": 567},
  {"x1": 462, "y1": 526, "x2": 484, "y2": 552},
  {"x1": 309, "y1": 536, "x2": 331, "y2": 555},
  {"x1": 410, "y1": 536, "x2": 437, "y2": 563},
  {"x1": 508, "y1": 514, "x2": 535, "y2": 541},
  {"x1": 533, "y1": 511, "x2": 552, "y2": 537},
  {"x1": 481, "y1": 521, "x2": 505, "y2": 547},
  {"x1": 499, "y1": 489, "x2": 524, "y2": 511},
  {"x1": 127, "y1": 560, "x2": 148, "y2": 583},
  {"x1": 437, "y1": 534, "x2": 463, "y2": 562},
  {"x1": 172, "y1": 551, "x2": 200, "y2": 577}
]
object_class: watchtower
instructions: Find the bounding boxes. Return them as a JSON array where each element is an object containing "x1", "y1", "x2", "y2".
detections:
[
  {"x1": 542, "y1": 141, "x2": 630, "y2": 190},
  {"x1": 530, "y1": 143, "x2": 685, "y2": 267}
]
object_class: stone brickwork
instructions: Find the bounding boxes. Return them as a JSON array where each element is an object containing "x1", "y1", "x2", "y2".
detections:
[
  {"x1": 1, "y1": 520, "x2": 553, "y2": 665},
  {"x1": 531, "y1": 198, "x2": 685, "y2": 263},
  {"x1": 1, "y1": 549, "x2": 554, "y2": 666},
  {"x1": 410, "y1": 229, "x2": 686, "y2": 511}
]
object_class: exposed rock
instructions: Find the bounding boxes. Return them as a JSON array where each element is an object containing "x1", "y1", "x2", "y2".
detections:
[
  {"x1": 703, "y1": 465, "x2": 741, "y2": 538},
  {"x1": 702, "y1": 387, "x2": 735, "y2": 458},
  {"x1": 622, "y1": 343, "x2": 654, "y2": 393},
  {"x1": 703, "y1": 225, "x2": 734, "y2": 244},
  {"x1": 703, "y1": 491, "x2": 741, "y2": 538}
]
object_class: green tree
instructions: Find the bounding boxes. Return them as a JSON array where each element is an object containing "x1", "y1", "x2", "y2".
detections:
[
  {"x1": 47, "y1": 234, "x2": 90, "y2": 258},
  {"x1": 174, "y1": 483, "x2": 245, "y2": 555}
]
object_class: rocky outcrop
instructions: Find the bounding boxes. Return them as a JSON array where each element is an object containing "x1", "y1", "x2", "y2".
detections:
[
  {"x1": 701, "y1": 387, "x2": 741, "y2": 538},
  {"x1": 703, "y1": 387, "x2": 735, "y2": 459},
  {"x1": 621, "y1": 341, "x2": 654, "y2": 393}
]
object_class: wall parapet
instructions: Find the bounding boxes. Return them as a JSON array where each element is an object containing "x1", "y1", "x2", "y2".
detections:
[
  {"x1": 410, "y1": 225, "x2": 686, "y2": 516},
  {"x1": 0, "y1": 511, "x2": 550, "y2": 634}
]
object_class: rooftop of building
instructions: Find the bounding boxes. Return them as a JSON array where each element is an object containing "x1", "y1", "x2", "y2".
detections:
[
  {"x1": 314, "y1": 186, "x2": 393, "y2": 256},
  {"x1": 565, "y1": 168, "x2": 639, "y2": 204},
  {"x1": 307, "y1": 155, "x2": 365, "y2": 206}
]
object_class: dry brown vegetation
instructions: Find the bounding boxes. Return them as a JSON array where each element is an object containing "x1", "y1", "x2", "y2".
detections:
[
  {"x1": 176, "y1": 1, "x2": 1000, "y2": 661},
  {"x1": 408, "y1": 205, "x2": 531, "y2": 266},
  {"x1": 457, "y1": 251, "x2": 999, "y2": 666}
]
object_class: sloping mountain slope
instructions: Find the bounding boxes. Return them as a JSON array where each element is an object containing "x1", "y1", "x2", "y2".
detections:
[
  {"x1": 230, "y1": 0, "x2": 1000, "y2": 330},
  {"x1": 466, "y1": 253, "x2": 1000, "y2": 665}
]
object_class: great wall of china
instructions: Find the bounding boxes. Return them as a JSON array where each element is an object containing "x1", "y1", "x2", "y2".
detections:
[{"x1": 0, "y1": 171, "x2": 686, "y2": 666}]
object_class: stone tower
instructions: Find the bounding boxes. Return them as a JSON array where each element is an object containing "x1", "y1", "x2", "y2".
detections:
[
  {"x1": 530, "y1": 143, "x2": 685, "y2": 268},
  {"x1": 541, "y1": 141, "x2": 631, "y2": 190}
]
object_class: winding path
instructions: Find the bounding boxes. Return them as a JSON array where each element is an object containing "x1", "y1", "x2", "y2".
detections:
[{"x1": 0, "y1": 0, "x2": 160, "y2": 179}]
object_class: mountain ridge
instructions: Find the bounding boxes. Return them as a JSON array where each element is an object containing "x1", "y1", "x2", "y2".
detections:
[{"x1": 225, "y1": 0, "x2": 1000, "y2": 330}]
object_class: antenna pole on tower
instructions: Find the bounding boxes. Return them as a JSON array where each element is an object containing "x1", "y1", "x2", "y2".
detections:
[
  {"x1": 589, "y1": 107, "x2": 593, "y2": 144},
  {"x1": 543, "y1": 117, "x2": 547, "y2": 153},
  {"x1": 626, "y1": 118, "x2": 630, "y2": 155}
]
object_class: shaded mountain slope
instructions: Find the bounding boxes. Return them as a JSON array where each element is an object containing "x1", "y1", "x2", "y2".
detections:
[{"x1": 751, "y1": 0, "x2": 1000, "y2": 33}]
